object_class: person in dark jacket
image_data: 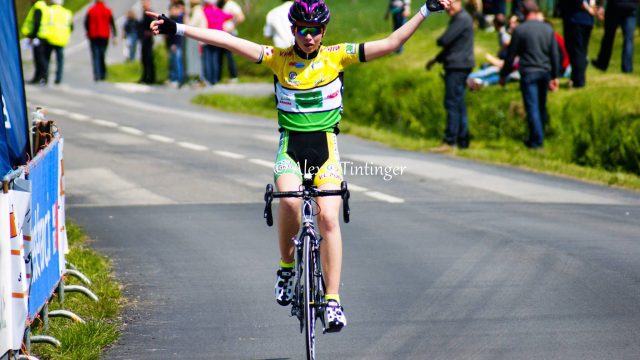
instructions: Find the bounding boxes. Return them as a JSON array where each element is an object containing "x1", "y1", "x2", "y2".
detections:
[
  {"x1": 591, "y1": 0, "x2": 638, "y2": 73},
  {"x1": 500, "y1": 0, "x2": 561, "y2": 149},
  {"x1": 426, "y1": 0, "x2": 475, "y2": 152},
  {"x1": 139, "y1": 0, "x2": 156, "y2": 84},
  {"x1": 559, "y1": 0, "x2": 596, "y2": 87}
]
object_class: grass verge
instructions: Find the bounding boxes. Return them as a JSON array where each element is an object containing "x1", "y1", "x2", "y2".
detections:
[{"x1": 29, "y1": 221, "x2": 122, "y2": 360}]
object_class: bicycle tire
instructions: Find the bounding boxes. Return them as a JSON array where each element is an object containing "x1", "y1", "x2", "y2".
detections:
[{"x1": 303, "y1": 234, "x2": 317, "y2": 360}]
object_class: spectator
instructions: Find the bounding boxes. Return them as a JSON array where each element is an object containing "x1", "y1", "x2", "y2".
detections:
[
  {"x1": 85, "y1": 0, "x2": 117, "y2": 82},
  {"x1": 591, "y1": 0, "x2": 638, "y2": 73},
  {"x1": 426, "y1": 0, "x2": 475, "y2": 152},
  {"x1": 500, "y1": 0, "x2": 561, "y2": 149},
  {"x1": 123, "y1": 9, "x2": 139, "y2": 62},
  {"x1": 45, "y1": 0, "x2": 73, "y2": 85},
  {"x1": 202, "y1": 0, "x2": 233, "y2": 85},
  {"x1": 139, "y1": 0, "x2": 156, "y2": 84},
  {"x1": 21, "y1": 0, "x2": 50, "y2": 85},
  {"x1": 186, "y1": 0, "x2": 208, "y2": 85},
  {"x1": 217, "y1": 0, "x2": 245, "y2": 82},
  {"x1": 559, "y1": 0, "x2": 596, "y2": 87},
  {"x1": 264, "y1": 0, "x2": 295, "y2": 48},
  {"x1": 167, "y1": 1, "x2": 186, "y2": 87},
  {"x1": 385, "y1": 0, "x2": 411, "y2": 53}
]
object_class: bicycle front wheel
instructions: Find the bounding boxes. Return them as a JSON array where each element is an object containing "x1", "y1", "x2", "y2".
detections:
[{"x1": 303, "y1": 234, "x2": 317, "y2": 360}]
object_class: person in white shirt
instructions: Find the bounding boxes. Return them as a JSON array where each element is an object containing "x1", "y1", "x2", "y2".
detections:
[{"x1": 264, "y1": 0, "x2": 294, "y2": 48}]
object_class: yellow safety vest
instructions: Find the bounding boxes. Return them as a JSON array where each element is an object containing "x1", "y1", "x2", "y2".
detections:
[
  {"x1": 46, "y1": 5, "x2": 73, "y2": 47},
  {"x1": 21, "y1": 1, "x2": 49, "y2": 39}
]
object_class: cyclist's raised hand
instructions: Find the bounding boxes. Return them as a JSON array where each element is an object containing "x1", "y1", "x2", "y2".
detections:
[{"x1": 147, "y1": 11, "x2": 176, "y2": 36}]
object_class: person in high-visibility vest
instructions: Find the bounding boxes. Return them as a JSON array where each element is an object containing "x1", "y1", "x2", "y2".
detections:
[
  {"x1": 21, "y1": 0, "x2": 50, "y2": 85},
  {"x1": 45, "y1": 0, "x2": 74, "y2": 85}
]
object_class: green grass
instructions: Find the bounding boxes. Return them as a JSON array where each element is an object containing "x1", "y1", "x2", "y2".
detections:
[
  {"x1": 107, "y1": 46, "x2": 169, "y2": 84},
  {"x1": 29, "y1": 221, "x2": 122, "y2": 360}
]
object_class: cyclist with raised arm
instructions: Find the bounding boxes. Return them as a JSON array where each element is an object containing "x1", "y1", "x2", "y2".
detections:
[{"x1": 148, "y1": 0, "x2": 449, "y2": 332}]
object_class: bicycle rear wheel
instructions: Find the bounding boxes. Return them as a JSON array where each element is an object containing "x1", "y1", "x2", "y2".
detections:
[{"x1": 303, "y1": 234, "x2": 317, "y2": 360}]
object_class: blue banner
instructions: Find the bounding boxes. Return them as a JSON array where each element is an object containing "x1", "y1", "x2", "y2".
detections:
[
  {"x1": 1, "y1": 84, "x2": 11, "y2": 175},
  {"x1": 0, "y1": 0, "x2": 30, "y2": 170},
  {"x1": 26, "y1": 141, "x2": 60, "y2": 319}
]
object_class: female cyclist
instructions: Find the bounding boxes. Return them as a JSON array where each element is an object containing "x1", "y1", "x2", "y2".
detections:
[{"x1": 148, "y1": 0, "x2": 449, "y2": 332}]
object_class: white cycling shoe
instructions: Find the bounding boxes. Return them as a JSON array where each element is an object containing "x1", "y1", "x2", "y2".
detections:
[
  {"x1": 324, "y1": 300, "x2": 347, "y2": 332},
  {"x1": 275, "y1": 268, "x2": 295, "y2": 306}
]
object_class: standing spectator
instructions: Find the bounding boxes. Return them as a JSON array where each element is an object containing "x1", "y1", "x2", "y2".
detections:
[
  {"x1": 167, "y1": 2, "x2": 186, "y2": 87},
  {"x1": 218, "y1": 0, "x2": 244, "y2": 82},
  {"x1": 385, "y1": 0, "x2": 411, "y2": 53},
  {"x1": 21, "y1": 0, "x2": 50, "y2": 85},
  {"x1": 426, "y1": 0, "x2": 475, "y2": 152},
  {"x1": 85, "y1": 0, "x2": 117, "y2": 82},
  {"x1": 186, "y1": 0, "x2": 208, "y2": 85},
  {"x1": 45, "y1": 0, "x2": 73, "y2": 85},
  {"x1": 139, "y1": 0, "x2": 156, "y2": 84},
  {"x1": 591, "y1": 0, "x2": 638, "y2": 73},
  {"x1": 263, "y1": 0, "x2": 295, "y2": 48},
  {"x1": 559, "y1": 0, "x2": 596, "y2": 87},
  {"x1": 202, "y1": 0, "x2": 233, "y2": 85},
  {"x1": 123, "y1": 9, "x2": 139, "y2": 62},
  {"x1": 500, "y1": 0, "x2": 561, "y2": 149}
]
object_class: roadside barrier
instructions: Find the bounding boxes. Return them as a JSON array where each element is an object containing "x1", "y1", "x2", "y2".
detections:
[{"x1": 1, "y1": 109, "x2": 97, "y2": 360}]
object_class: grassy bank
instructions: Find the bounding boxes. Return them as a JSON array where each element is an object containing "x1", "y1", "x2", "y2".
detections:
[
  {"x1": 192, "y1": 0, "x2": 640, "y2": 190},
  {"x1": 30, "y1": 222, "x2": 122, "y2": 360}
]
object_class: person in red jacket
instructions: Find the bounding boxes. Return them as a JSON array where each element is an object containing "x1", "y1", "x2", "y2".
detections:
[{"x1": 85, "y1": 0, "x2": 117, "y2": 81}]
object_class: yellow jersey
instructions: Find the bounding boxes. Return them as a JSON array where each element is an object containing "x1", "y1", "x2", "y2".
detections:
[{"x1": 259, "y1": 43, "x2": 365, "y2": 132}]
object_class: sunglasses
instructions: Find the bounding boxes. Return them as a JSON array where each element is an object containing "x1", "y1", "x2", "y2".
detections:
[{"x1": 295, "y1": 26, "x2": 323, "y2": 37}]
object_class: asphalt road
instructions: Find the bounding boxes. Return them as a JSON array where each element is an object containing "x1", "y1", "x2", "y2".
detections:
[{"x1": 21, "y1": 2, "x2": 640, "y2": 359}]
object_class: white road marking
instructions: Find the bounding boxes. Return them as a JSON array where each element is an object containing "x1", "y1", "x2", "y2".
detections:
[
  {"x1": 350, "y1": 154, "x2": 625, "y2": 205},
  {"x1": 92, "y1": 119, "x2": 119, "y2": 128},
  {"x1": 214, "y1": 150, "x2": 246, "y2": 159},
  {"x1": 47, "y1": 107, "x2": 69, "y2": 116},
  {"x1": 177, "y1": 142, "x2": 208, "y2": 151},
  {"x1": 347, "y1": 184, "x2": 369, "y2": 192},
  {"x1": 119, "y1": 126, "x2": 145, "y2": 136},
  {"x1": 249, "y1": 158, "x2": 275, "y2": 168},
  {"x1": 365, "y1": 191, "x2": 405, "y2": 204},
  {"x1": 65, "y1": 168, "x2": 174, "y2": 207},
  {"x1": 148, "y1": 134, "x2": 175, "y2": 143},
  {"x1": 68, "y1": 112, "x2": 90, "y2": 121}
]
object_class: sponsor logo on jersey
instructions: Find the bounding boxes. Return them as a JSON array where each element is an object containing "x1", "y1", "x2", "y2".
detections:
[
  {"x1": 279, "y1": 99, "x2": 293, "y2": 106},
  {"x1": 346, "y1": 44, "x2": 356, "y2": 55},
  {"x1": 289, "y1": 72, "x2": 298, "y2": 80},
  {"x1": 295, "y1": 91, "x2": 323, "y2": 109},
  {"x1": 289, "y1": 62, "x2": 305, "y2": 68},
  {"x1": 310, "y1": 61, "x2": 324, "y2": 70},
  {"x1": 279, "y1": 49, "x2": 294, "y2": 57},
  {"x1": 325, "y1": 45, "x2": 341, "y2": 52},
  {"x1": 326, "y1": 91, "x2": 340, "y2": 99}
]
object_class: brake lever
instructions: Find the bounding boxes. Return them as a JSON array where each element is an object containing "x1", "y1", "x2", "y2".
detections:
[
  {"x1": 264, "y1": 184, "x2": 274, "y2": 226},
  {"x1": 341, "y1": 181, "x2": 350, "y2": 223}
]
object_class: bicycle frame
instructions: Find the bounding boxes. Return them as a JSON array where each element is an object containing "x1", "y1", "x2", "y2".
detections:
[{"x1": 263, "y1": 175, "x2": 350, "y2": 360}]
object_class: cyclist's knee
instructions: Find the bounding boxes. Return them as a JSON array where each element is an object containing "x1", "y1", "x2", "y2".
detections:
[
  {"x1": 318, "y1": 211, "x2": 340, "y2": 233},
  {"x1": 279, "y1": 197, "x2": 301, "y2": 214}
]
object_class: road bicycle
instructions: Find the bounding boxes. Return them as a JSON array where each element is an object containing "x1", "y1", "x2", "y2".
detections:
[{"x1": 263, "y1": 174, "x2": 350, "y2": 360}]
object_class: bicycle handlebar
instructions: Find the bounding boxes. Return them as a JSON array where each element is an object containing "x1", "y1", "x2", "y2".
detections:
[{"x1": 263, "y1": 182, "x2": 351, "y2": 226}]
